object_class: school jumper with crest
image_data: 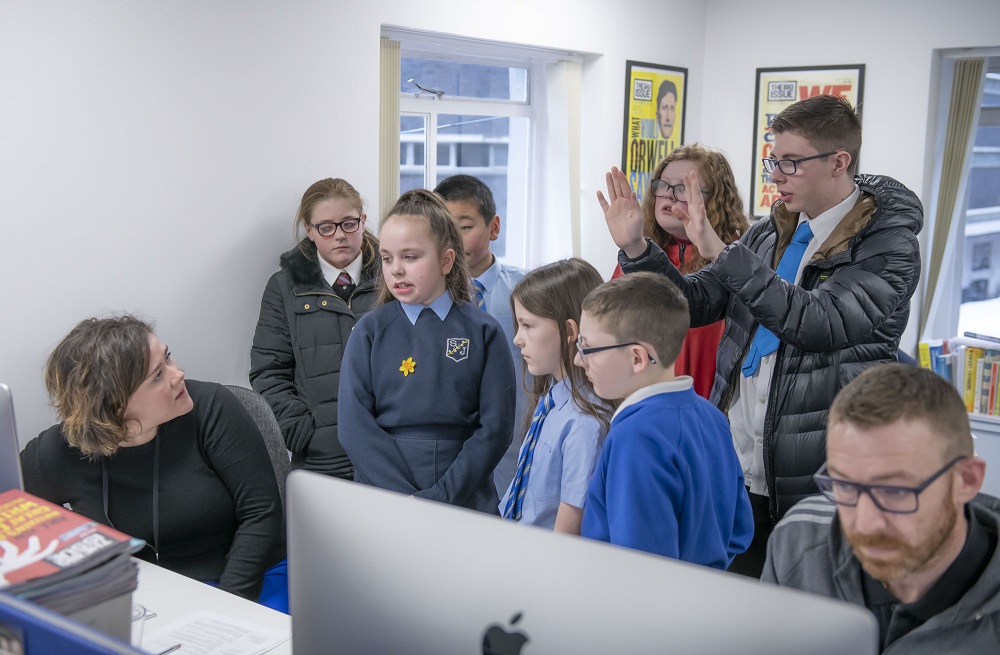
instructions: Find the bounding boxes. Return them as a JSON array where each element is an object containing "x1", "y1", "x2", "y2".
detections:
[{"x1": 338, "y1": 297, "x2": 516, "y2": 514}]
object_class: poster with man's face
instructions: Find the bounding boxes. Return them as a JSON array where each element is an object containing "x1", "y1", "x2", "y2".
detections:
[{"x1": 621, "y1": 61, "x2": 688, "y2": 204}]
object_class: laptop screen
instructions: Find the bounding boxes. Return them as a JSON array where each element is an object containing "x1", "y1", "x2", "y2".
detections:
[{"x1": 0, "y1": 384, "x2": 24, "y2": 493}]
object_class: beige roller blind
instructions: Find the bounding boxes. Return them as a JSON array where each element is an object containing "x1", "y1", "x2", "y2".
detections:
[{"x1": 379, "y1": 37, "x2": 401, "y2": 220}]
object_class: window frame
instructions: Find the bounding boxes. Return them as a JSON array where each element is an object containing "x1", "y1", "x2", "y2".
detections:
[
  {"x1": 922, "y1": 52, "x2": 1000, "y2": 342},
  {"x1": 398, "y1": 57, "x2": 535, "y2": 266},
  {"x1": 399, "y1": 95, "x2": 533, "y2": 188},
  {"x1": 384, "y1": 26, "x2": 582, "y2": 269},
  {"x1": 958, "y1": 68, "x2": 1000, "y2": 330}
]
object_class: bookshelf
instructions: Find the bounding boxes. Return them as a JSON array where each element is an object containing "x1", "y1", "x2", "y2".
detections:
[
  {"x1": 918, "y1": 335, "x2": 1000, "y2": 420},
  {"x1": 918, "y1": 334, "x2": 1000, "y2": 496}
]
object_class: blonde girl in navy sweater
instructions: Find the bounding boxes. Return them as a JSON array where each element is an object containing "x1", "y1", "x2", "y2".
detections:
[
  {"x1": 338, "y1": 189, "x2": 516, "y2": 513},
  {"x1": 499, "y1": 259, "x2": 613, "y2": 533}
]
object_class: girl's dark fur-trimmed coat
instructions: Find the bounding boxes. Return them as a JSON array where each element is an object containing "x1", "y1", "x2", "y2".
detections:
[{"x1": 250, "y1": 236, "x2": 379, "y2": 478}]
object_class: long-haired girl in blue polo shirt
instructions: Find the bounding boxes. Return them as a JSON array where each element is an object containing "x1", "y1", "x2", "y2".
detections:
[{"x1": 500, "y1": 259, "x2": 613, "y2": 533}]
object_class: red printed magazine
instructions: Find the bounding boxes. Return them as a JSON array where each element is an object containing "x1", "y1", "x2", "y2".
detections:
[{"x1": 0, "y1": 490, "x2": 137, "y2": 593}]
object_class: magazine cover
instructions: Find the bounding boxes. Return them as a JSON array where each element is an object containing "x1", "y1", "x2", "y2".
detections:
[
  {"x1": 0, "y1": 490, "x2": 135, "y2": 591},
  {"x1": 750, "y1": 65, "x2": 865, "y2": 216},
  {"x1": 620, "y1": 60, "x2": 688, "y2": 204}
]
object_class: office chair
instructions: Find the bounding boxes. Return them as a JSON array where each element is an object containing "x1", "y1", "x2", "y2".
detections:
[{"x1": 223, "y1": 385, "x2": 292, "y2": 508}]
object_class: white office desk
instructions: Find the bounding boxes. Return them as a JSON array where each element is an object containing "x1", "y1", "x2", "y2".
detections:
[{"x1": 132, "y1": 559, "x2": 291, "y2": 654}]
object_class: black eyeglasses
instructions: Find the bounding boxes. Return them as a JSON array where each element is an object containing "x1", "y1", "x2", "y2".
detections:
[
  {"x1": 649, "y1": 179, "x2": 707, "y2": 203},
  {"x1": 312, "y1": 218, "x2": 362, "y2": 237},
  {"x1": 761, "y1": 151, "x2": 837, "y2": 175},
  {"x1": 813, "y1": 456, "x2": 966, "y2": 514},
  {"x1": 576, "y1": 337, "x2": 657, "y2": 364}
]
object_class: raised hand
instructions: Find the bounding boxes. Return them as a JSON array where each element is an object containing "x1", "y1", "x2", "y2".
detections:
[
  {"x1": 671, "y1": 169, "x2": 727, "y2": 261},
  {"x1": 597, "y1": 167, "x2": 647, "y2": 259}
]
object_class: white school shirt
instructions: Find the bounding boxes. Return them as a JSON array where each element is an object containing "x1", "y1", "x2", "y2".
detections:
[
  {"x1": 731, "y1": 185, "x2": 860, "y2": 496},
  {"x1": 317, "y1": 250, "x2": 364, "y2": 289}
]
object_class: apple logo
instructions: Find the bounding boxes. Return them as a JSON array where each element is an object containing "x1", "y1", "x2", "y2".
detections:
[{"x1": 482, "y1": 611, "x2": 529, "y2": 654}]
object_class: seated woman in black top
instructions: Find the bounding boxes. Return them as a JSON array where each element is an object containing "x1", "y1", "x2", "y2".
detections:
[{"x1": 20, "y1": 315, "x2": 286, "y2": 608}]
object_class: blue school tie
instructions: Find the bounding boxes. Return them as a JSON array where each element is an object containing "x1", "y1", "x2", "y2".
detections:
[
  {"x1": 473, "y1": 279, "x2": 486, "y2": 310},
  {"x1": 742, "y1": 221, "x2": 814, "y2": 377},
  {"x1": 502, "y1": 390, "x2": 555, "y2": 520}
]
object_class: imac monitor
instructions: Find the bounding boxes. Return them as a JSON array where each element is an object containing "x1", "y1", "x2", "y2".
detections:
[
  {"x1": 0, "y1": 384, "x2": 24, "y2": 493},
  {"x1": 287, "y1": 471, "x2": 878, "y2": 655}
]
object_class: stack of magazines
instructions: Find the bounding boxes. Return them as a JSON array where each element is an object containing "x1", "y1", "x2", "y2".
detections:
[{"x1": 0, "y1": 489, "x2": 142, "y2": 615}]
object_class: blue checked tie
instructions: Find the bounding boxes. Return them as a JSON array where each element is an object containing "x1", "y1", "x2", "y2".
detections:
[
  {"x1": 742, "y1": 221, "x2": 814, "y2": 377},
  {"x1": 473, "y1": 278, "x2": 486, "y2": 311},
  {"x1": 502, "y1": 391, "x2": 555, "y2": 520}
]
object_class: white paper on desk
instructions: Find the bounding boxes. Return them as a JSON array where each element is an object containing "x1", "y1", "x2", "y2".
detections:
[{"x1": 141, "y1": 610, "x2": 289, "y2": 655}]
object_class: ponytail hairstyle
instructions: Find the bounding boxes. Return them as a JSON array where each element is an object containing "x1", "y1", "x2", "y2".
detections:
[{"x1": 377, "y1": 189, "x2": 470, "y2": 306}]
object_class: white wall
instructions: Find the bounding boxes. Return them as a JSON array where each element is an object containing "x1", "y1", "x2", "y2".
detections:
[
  {"x1": 699, "y1": 0, "x2": 1000, "y2": 354},
  {"x1": 0, "y1": 0, "x2": 707, "y2": 443},
  {"x1": 4, "y1": 0, "x2": 998, "y2": 444}
]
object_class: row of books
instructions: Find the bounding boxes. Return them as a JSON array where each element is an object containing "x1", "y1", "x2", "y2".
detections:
[{"x1": 918, "y1": 333, "x2": 1000, "y2": 416}]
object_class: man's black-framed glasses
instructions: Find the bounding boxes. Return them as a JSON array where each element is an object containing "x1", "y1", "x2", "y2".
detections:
[
  {"x1": 650, "y1": 179, "x2": 707, "y2": 203},
  {"x1": 312, "y1": 217, "x2": 362, "y2": 237},
  {"x1": 761, "y1": 151, "x2": 837, "y2": 176},
  {"x1": 576, "y1": 337, "x2": 656, "y2": 364},
  {"x1": 813, "y1": 455, "x2": 966, "y2": 514}
]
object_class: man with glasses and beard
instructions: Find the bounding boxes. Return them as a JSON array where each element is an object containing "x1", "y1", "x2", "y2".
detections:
[{"x1": 763, "y1": 363, "x2": 1000, "y2": 654}]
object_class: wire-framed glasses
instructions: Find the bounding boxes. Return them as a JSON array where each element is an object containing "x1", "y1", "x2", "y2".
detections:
[
  {"x1": 812, "y1": 456, "x2": 966, "y2": 514},
  {"x1": 576, "y1": 337, "x2": 657, "y2": 364}
]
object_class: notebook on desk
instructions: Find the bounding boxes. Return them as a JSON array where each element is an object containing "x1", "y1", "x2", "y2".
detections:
[
  {"x1": 287, "y1": 471, "x2": 878, "y2": 655},
  {"x1": 0, "y1": 384, "x2": 24, "y2": 493}
]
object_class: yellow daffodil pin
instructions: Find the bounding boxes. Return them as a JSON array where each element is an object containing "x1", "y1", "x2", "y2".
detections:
[{"x1": 399, "y1": 357, "x2": 416, "y2": 377}]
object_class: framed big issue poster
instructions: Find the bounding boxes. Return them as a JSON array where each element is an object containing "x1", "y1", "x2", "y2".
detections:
[
  {"x1": 750, "y1": 64, "x2": 865, "y2": 217},
  {"x1": 621, "y1": 60, "x2": 688, "y2": 204}
]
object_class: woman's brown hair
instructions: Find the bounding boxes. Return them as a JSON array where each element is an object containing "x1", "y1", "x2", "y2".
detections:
[{"x1": 44, "y1": 315, "x2": 154, "y2": 459}]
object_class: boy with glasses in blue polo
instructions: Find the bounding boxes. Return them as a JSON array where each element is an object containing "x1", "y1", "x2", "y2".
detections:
[{"x1": 575, "y1": 272, "x2": 752, "y2": 569}]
